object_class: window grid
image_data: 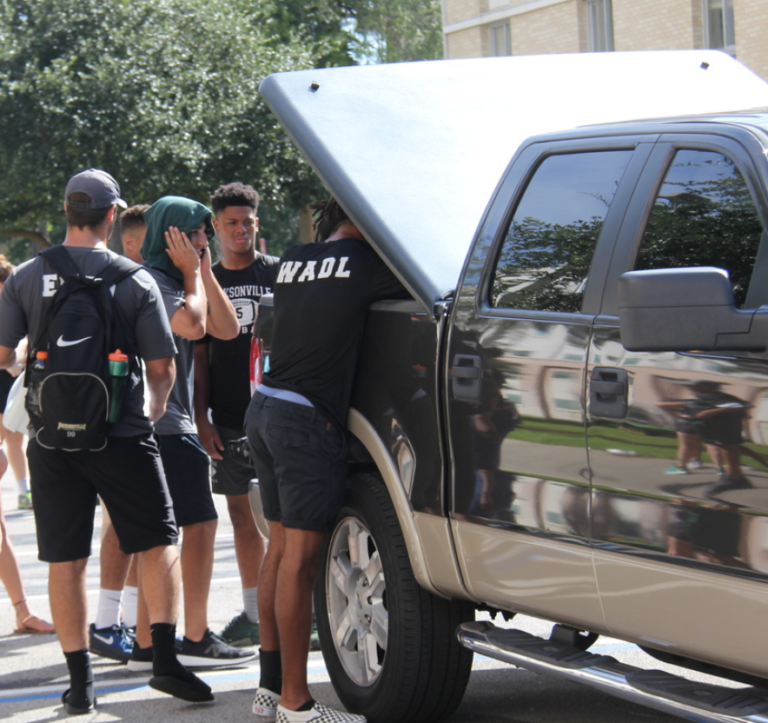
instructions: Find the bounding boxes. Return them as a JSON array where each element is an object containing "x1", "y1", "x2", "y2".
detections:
[
  {"x1": 490, "y1": 20, "x2": 512, "y2": 56},
  {"x1": 587, "y1": 0, "x2": 614, "y2": 52},
  {"x1": 704, "y1": 0, "x2": 736, "y2": 56}
]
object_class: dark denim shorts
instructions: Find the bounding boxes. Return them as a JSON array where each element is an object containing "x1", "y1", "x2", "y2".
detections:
[{"x1": 245, "y1": 392, "x2": 348, "y2": 532}]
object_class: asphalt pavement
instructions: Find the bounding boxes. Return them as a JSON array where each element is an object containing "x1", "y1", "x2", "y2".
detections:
[{"x1": 0, "y1": 468, "x2": 692, "y2": 723}]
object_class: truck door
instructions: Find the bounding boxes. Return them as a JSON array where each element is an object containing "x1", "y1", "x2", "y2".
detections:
[
  {"x1": 588, "y1": 131, "x2": 768, "y2": 675},
  {"x1": 446, "y1": 138, "x2": 651, "y2": 626}
]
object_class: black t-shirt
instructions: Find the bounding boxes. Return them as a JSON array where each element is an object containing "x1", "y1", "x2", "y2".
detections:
[
  {"x1": 204, "y1": 255, "x2": 279, "y2": 428},
  {"x1": 263, "y1": 238, "x2": 409, "y2": 428}
]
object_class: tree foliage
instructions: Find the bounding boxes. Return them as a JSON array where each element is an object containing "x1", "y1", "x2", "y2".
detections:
[
  {"x1": 254, "y1": 0, "x2": 443, "y2": 66},
  {"x1": 0, "y1": 0, "x2": 322, "y2": 258},
  {"x1": 0, "y1": 0, "x2": 444, "y2": 262},
  {"x1": 351, "y1": 0, "x2": 443, "y2": 64}
]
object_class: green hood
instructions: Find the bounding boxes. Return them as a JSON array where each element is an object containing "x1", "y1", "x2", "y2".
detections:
[{"x1": 141, "y1": 196, "x2": 213, "y2": 282}]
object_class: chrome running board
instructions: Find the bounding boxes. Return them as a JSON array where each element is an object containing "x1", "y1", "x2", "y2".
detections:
[{"x1": 457, "y1": 621, "x2": 768, "y2": 723}]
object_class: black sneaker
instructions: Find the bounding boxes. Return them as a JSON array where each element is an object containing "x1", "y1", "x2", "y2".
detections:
[
  {"x1": 706, "y1": 473, "x2": 752, "y2": 498},
  {"x1": 89, "y1": 623, "x2": 133, "y2": 663},
  {"x1": 176, "y1": 629, "x2": 256, "y2": 669},
  {"x1": 127, "y1": 640, "x2": 153, "y2": 672}
]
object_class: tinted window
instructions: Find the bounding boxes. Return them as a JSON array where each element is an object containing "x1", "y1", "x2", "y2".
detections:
[
  {"x1": 491, "y1": 150, "x2": 631, "y2": 312},
  {"x1": 635, "y1": 149, "x2": 764, "y2": 308}
]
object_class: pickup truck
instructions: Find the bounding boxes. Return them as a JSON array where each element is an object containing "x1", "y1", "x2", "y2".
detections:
[{"x1": 257, "y1": 51, "x2": 768, "y2": 723}]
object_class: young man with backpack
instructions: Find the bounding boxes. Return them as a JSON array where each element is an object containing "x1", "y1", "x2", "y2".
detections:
[{"x1": 0, "y1": 169, "x2": 213, "y2": 712}]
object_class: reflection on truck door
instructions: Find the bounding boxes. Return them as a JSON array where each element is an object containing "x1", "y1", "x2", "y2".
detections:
[
  {"x1": 447, "y1": 146, "x2": 637, "y2": 626},
  {"x1": 588, "y1": 140, "x2": 768, "y2": 674}
]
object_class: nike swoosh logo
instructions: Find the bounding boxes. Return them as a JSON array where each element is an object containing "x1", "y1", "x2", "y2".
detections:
[
  {"x1": 56, "y1": 335, "x2": 92, "y2": 347},
  {"x1": 93, "y1": 633, "x2": 115, "y2": 645}
]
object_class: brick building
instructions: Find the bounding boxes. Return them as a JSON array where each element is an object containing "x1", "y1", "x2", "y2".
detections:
[{"x1": 443, "y1": 0, "x2": 768, "y2": 82}]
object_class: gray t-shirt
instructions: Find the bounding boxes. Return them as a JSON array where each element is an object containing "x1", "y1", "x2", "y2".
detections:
[
  {"x1": 145, "y1": 267, "x2": 196, "y2": 436},
  {"x1": 0, "y1": 246, "x2": 176, "y2": 437}
]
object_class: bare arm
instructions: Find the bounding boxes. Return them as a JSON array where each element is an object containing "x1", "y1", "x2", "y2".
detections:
[
  {"x1": 200, "y1": 249, "x2": 239, "y2": 340},
  {"x1": 0, "y1": 345, "x2": 17, "y2": 369},
  {"x1": 7, "y1": 338, "x2": 28, "y2": 378},
  {"x1": 165, "y1": 227, "x2": 207, "y2": 340},
  {"x1": 193, "y1": 342, "x2": 223, "y2": 459},
  {"x1": 145, "y1": 356, "x2": 176, "y2": 423}
]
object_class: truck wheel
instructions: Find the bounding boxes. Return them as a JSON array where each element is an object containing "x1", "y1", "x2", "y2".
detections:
[{"x1": 314, "y1": 472, "x2": 474, "y2": 723}]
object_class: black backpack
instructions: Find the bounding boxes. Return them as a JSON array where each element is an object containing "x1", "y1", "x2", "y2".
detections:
[{"x1": 26, "y1": 245, "x2": 141, "y2": 451}]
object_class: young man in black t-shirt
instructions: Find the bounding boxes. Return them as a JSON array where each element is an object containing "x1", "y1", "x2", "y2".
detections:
[
  {"x1": 245, "y1": 199, "x2": 408, "y2": 723},
  {"x1": 194, "y1": 183, "x2": 279, "y2": 647}
]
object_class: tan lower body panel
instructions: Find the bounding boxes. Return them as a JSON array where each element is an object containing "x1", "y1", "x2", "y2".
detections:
[
  {"x1": 452, "y1": 520, "x2": 605, "y2": 630},
  {"x1": 594, "y1": 549, "x2": 768, "y2": 677}
]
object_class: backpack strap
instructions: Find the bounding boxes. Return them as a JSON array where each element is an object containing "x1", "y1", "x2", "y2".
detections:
[
  {"x1": 97, "y1": 256, "x2": 142, "y2": 362},
  {"x1": 40, "y1": 244, "x2": 82, "y2": 283},
  {"x1": 99, "y1": 255, "x2": 142, "y2": 288},
  {"x1": 31, "y1": 246, "x2": 142, "y2": 358},
  {"x1": 42, "y1": 245, "x2": 141, "y2": 288}
]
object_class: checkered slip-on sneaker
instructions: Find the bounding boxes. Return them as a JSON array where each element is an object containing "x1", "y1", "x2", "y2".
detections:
[
  {"x1": 253, "y1": 687, "x2": 280, "y2": 722},
  {"x1": 276, "y1": 702, "x2": 366, "y2": 723}
]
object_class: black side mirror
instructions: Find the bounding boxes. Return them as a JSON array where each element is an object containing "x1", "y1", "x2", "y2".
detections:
[{"x1": 618, "y1": 267, "x2": 768, "y2": 352}]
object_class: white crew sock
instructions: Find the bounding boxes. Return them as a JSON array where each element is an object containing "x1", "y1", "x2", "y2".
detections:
[
  {"x1": 243, "y1": 587, "x2": 259, "y2": 623},
  {"x1": 94, "y1": 588, "x2": 123, "y2": 630},
  {"x1": 122, "y1": 585, "x2": 139, "y2": 628},
  {"x1": 16, "y1": 477, "x2": 29, "y2": 494}
]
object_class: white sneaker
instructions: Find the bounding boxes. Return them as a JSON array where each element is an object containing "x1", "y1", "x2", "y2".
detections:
[
  {"x1": 253, "y1": 687, "x2": 281, "y2": 721},
  {"x1": 276, "y1": 701, "x2": 366, "y2": 723}
]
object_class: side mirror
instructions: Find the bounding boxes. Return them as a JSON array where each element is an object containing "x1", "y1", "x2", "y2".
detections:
[{"x1": 617, "y1": 267, "x2": 768, "y2": 352}]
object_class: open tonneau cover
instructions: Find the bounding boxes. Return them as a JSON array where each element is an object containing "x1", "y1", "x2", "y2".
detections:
[{"x1": 259, "y1": 51, "x2": 768, "y2": 311}]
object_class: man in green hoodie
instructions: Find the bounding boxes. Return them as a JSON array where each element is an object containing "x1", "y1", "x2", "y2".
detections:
[{"x1": 128, "y1": 196, "x2": 252, "y2": 671}]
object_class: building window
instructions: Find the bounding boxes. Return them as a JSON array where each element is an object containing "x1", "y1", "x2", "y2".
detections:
[
  {"x1": 586, "y1": 0, "x2": 614, "y2": 52},
  {"x1": 704, "y1": 0, "x2": 735, "y2": 56},
  {"x1": 490, "y1": 20, "x2": 511, "y2": 56}
]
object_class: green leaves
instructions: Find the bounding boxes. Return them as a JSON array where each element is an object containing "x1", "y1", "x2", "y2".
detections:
[
  {"x1": 0, "y1": 0, "x2": 443, "y2": 261},
  {"x1": 0, "y1": 0, "x2": 318, "y2": 256}
]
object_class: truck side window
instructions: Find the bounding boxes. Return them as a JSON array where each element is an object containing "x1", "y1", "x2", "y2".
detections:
[
  {"x1": 491, "y1": 150, "x2": 631, "y2": 312},
  {"x1": 635, "y1": 149, "x2": 764, "y2": 308}
]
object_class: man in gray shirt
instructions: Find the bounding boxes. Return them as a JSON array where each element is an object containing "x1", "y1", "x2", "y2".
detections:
[
  {"x1": 0, "y1": 169, "x2": 212, "y2": 712},
  {"x1": 128, "y1": 195, "x2": 252, "y2": 669}
]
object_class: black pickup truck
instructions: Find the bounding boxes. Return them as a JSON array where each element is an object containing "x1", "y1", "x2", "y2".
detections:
[{"x1": 257, "y1": 51, "x2": 768, "y2": 723}]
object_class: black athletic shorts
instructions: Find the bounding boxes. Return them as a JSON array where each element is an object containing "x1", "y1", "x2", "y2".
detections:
[
  {"x1": 0, "y1": 370, "x2": 14, "y2": 411},
  {"x1": 28, "y1": 434, "x2": 178, "y2": 563},
  {"x1": 157, "y1": 433, "x2": 218, "y2": 528},
  {"x1": 245, "y1": 392, "x2": 348, "y2": 533},
  {"x1": 211, "y1": 425, "x2": 256, "y2": 496}
]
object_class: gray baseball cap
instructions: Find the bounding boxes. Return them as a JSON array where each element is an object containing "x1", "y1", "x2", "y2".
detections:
[{"x1": 64, "y1": 169, "x2": 128, "y2": 210}]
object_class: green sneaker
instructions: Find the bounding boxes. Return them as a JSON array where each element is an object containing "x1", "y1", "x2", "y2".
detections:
[
  {"x1": 664, "y1": 465, "x2": 689, "y2": 475},
  {"x1": 218, "y1": 611, "x2": 260, "y2": 647},
  {"x1": 17, "y1": 491, "x2": 32, "y2": 510},
  {"x1": 309, "y1": 617, "x2": 321, "y2": 652}
]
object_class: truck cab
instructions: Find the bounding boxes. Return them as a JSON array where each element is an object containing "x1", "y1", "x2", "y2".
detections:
[{"x1": 257, "y1": 52, "x2": 768, "y2": 723}]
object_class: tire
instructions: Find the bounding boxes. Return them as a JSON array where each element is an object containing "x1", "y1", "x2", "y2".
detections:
[{"x1": 314, "y1": 472, "x2": 475, "y2": 723}]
